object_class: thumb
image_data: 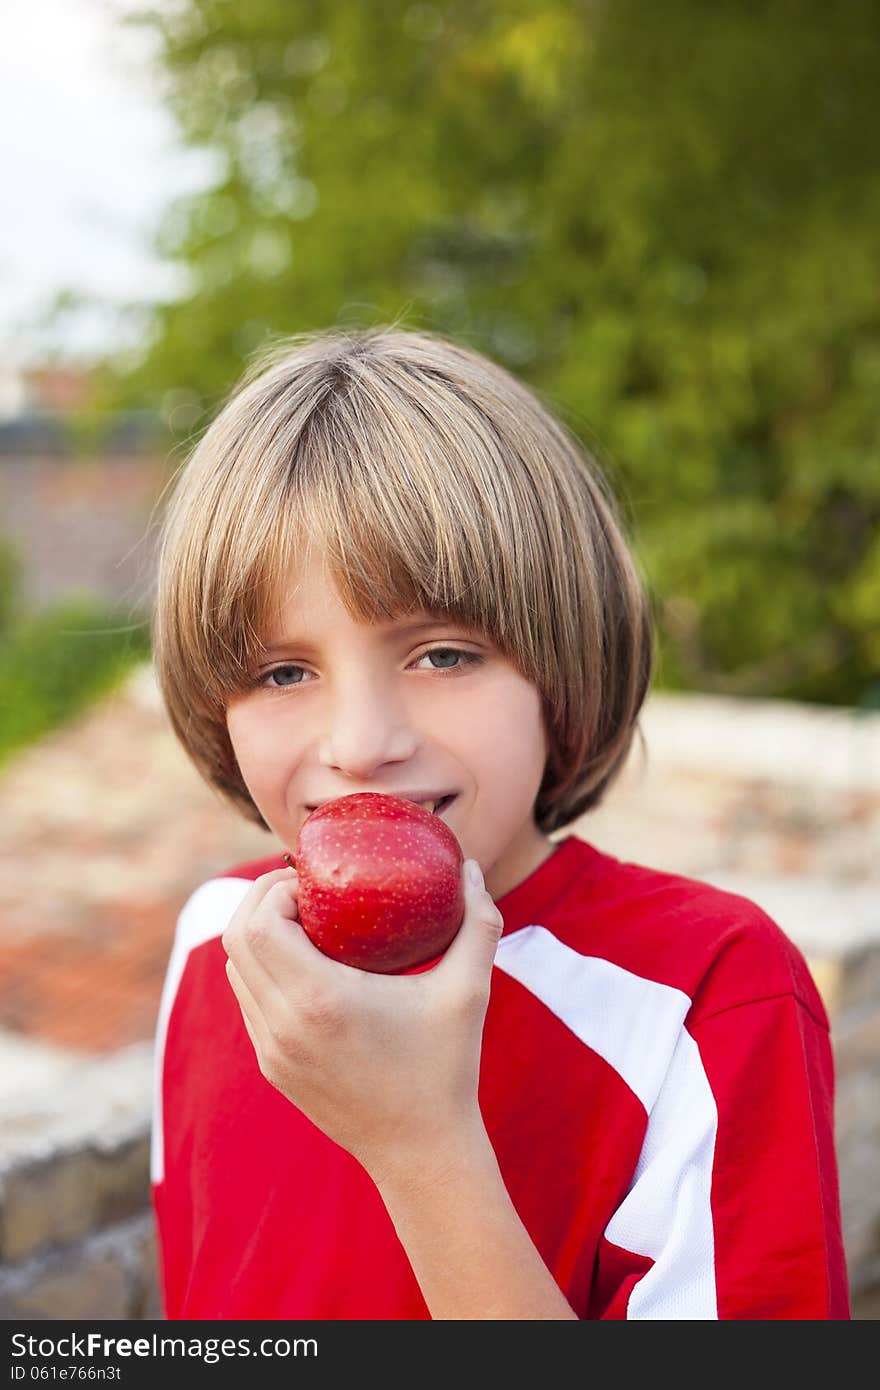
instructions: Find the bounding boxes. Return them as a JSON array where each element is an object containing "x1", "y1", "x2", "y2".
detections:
[{"x1": 440, "y1": 858, "x2": 504, "y2": 976}]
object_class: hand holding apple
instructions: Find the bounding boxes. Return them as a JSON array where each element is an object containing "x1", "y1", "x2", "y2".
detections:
[{"x1": 221, "y1": 848, "x2": 505, "y2": 1184}]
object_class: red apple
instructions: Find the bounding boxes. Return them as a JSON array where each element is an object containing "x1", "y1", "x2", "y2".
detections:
[{"x1": 290, "y1": 792, "x2": 465, "y2": 973}]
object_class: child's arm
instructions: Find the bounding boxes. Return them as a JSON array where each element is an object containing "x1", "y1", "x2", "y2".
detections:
[
  {"x1": 371, "y1": 1126, "x2": 579, "y2": 1319},
  {"x1": 222, "y1": 862, "x2": 578, "y2": 1320}
]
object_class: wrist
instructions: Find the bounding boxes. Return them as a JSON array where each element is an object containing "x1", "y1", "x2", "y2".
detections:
[
  {"x1": 370, "y1": 1122, "x2": 579, "y2": 1319},
  {"x1": 371, "y1": 1115, "x2": 499, "y2": 1205}
]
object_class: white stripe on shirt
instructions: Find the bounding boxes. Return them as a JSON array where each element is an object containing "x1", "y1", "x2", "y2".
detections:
[
  {"x1": 150, "y1": 877, "x2": 251, "y2": 1184},
  {"x1": 495, "y1": 925, "x2": 719, "y2": 1319}
]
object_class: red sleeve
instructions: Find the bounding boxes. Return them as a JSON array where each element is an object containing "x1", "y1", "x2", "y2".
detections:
[
  {"x1": 591, "y1": 992, "x2": 850, "y2": 1319},
  {"x1": 691, "y1": 994, "x2": 849, "y2": 1319}
]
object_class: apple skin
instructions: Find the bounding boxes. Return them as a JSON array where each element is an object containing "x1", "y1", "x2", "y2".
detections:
[{"x1": 291, "y1": 792, "x2": 466, "y2": 973}]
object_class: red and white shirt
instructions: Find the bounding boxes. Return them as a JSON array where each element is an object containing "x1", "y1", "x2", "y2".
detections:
[{"x1": 151, "y1": 834, "x2": 850, "y2": 1319}]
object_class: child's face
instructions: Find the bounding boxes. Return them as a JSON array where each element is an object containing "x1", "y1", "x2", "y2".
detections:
[{"x1": 225, "y1": 541, "x2": 555, "y2": 900}]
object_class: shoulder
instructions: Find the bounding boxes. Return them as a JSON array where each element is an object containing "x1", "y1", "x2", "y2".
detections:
[{"x1": 506, "y1": 835, "x2": 828, "y2": 1029}]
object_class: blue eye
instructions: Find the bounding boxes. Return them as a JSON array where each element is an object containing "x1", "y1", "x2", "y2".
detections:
[
  {"x1": 420, "y1": 648, "x2": 483, "y2": 672},
  {"x1": 263, "y1": 665, "x2": 308, "y2": 688},
  {"x1": 425, "y1": 648, "x2": 462, "y2": 669}
]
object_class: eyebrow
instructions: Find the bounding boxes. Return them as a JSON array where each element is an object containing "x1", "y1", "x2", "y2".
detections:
[{"x1": 261, "y1": 619, "x2": 462, "y2": 655}]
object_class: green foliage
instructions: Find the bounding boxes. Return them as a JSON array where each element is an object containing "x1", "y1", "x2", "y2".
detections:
[
  {"x1": 0, "y1": 536, "x2": 23, "y2": 639},
  {"x1": 105, "y1": 0, "x2": 880, "y2": 705},
  {"x1": 0, "y1": 596, "x2": 153, "y2": 768}
]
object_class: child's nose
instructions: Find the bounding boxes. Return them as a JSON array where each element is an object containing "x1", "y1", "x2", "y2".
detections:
[{"x1": 318, "y1": 682, "x2": 418, "y2": 779}]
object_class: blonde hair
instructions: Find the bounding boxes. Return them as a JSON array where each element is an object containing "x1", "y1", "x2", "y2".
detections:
[{"x1": 151, "y1": 326, "x2": 653, "y2": 835}]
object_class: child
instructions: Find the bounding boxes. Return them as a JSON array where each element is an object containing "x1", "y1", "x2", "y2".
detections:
[{"x1": 149, "y1": 326, "x2": 850, "y2": 1319}]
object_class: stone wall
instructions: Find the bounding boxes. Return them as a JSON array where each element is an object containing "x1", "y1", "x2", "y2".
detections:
[
  {"x1": 0, "y1": 673, "x2": 877, "y2": 1318},
  {"x1": 0, "y1": 1046, "x2": 156, "y2": 1319}
]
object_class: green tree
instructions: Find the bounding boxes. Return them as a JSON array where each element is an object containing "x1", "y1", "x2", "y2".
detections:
[{"x1": 107, "y1": 0, "x2": 880, "y2": 705}]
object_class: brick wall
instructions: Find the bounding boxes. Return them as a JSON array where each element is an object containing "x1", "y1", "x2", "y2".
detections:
[{"x1": 0, "y1": 454, "x2": 167, "y2": 614}]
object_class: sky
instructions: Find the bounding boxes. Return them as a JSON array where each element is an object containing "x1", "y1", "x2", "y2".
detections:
[{"x1": 0, "y1": 0, "x2": 217, "y2": 365}]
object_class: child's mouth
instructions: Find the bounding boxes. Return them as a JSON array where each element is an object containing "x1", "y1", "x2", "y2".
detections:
[{"x1": 303, "y1": 793, "x2": 458, "y2": 818}]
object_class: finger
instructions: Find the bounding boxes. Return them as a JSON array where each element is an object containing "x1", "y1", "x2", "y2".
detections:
[
  {"x1": 238, "y1": 905, "x2": 345, "y2": 986},
  {"x1": 436, "y1": 859, "x2": 504, "y2": 979},
  {"x1": 234, "y1": 866, "x2": 300, "y2": 921},
  {"x1": 222, "y1": 868, "x2": 300, "y2": 958},
  {"x1": 225, "y1": 957, "x2": 269, "y2": 1057},
  {"x1": 222, "y1": 876, "x2": 301, "y2": 1008},
  {"x1": 224, "y1": 882, "x2": 347, "y2": 1009}
]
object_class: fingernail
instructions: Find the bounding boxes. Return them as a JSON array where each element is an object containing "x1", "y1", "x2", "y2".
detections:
[{"x1": 465, "y1": 859, "x2": 484, "y2": 888}]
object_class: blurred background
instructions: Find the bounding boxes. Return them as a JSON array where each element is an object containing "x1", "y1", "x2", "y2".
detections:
[{"x1": 0, "y1": 0, "x2": 878, "y2": 1319}]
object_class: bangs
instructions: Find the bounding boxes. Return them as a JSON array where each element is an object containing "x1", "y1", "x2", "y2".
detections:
[{"x1": 210, "y1": 364, "x2": 558, "y2": 701}]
